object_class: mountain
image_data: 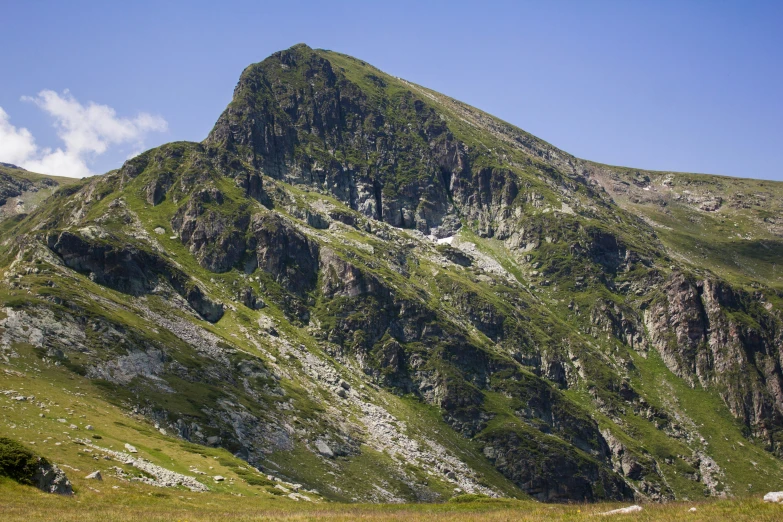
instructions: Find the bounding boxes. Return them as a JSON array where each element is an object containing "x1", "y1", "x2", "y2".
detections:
[
  {"x1": 1, "y1": 43, "x2": 782, "y2": 504},
  {"x1": 0, "y1": 164, "x2": 80, "y2": 222}
]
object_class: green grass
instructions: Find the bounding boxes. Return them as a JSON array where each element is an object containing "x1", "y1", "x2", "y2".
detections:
[
  {"x1": 0, "y1": 164, "x2": 81, "y2": 187},
  {"x1": 0, "y1": 344, "x2": 299, "y2": 499},
  {"x1": 626, "y1": 347, "x2": 783, "y2": 496}
]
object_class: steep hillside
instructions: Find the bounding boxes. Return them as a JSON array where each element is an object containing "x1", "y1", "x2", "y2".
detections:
[
  {"x1": 1, "y1": 44, "x2": 782, "y2": 504},
  {"x1": 587, "y1": 166, "x2": 783, "y2": 290},
  {"x1": 0, "y1": 164, "x2": 80, "y2": 222}
]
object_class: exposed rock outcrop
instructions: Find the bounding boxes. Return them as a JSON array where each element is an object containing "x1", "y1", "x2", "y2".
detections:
[
  {"x1": 645, "y1": 273, "x2": 783, "y2": 451},
  {"x1": 47, "y1": 229, "x2": 224, "y2": 323},
  {"x1": 249, "y1": 213, "x2": 319, "y2": 295},
  {"x1": 32, "y1": 461, "x2": 72, "y2": 495}
]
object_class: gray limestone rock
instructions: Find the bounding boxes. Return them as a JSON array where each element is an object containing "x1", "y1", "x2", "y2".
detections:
[
  {"x1": 33, "y1": 462, "x2": 73, "y2": 495},
  {"x1": 315, "y1": 440, "x2": 334, "y2": 458}
]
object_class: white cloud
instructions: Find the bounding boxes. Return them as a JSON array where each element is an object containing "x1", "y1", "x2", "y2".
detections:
[
  {"x1": 23, "y1": 149, "x2": 91, "y2": 180},
  {"x1": 0, "y1": 108, "x2": 38, "y2": 165},
  {"x1": 0, "y1": 90, "x2": 167, "y2": 178}
]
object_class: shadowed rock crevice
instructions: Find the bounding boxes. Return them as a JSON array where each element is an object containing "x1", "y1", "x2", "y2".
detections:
[{"x1": 47, "y1": 230, "x2": 224, "y2": 323}]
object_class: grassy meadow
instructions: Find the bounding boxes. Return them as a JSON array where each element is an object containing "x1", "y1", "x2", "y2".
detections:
[{"x1": 1, "y1": 480, "x2": 783, "y2": 521}]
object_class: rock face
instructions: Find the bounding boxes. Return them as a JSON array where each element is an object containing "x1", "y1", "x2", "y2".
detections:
[
  {"x1": 1, "y1": 44, "x2": 783, "y2": 504},
  {"x1": 32, "y1": 461, "x2": 73, "y2": 495},
  {"x1": 480, "y1": 429, "x2": 632, "y2": 502},
  {"x1": 645, "y1": 273, "x2": 783, "y2": 452},
  {"x1": 171, "y1": 187, "x2": 250, "y2": 273},
  {"x1": 206, "y1": 44, "x2": 490, "y2": 237},
  {"x1": 250, "y1": 213, "x2": 319, "y2": 295},
  {"x1": 48, "y1": 230, "x2": 168, "y2": 296},
  {"x1": 47, "y1": 229, "x2": 224, "y2": 323}
]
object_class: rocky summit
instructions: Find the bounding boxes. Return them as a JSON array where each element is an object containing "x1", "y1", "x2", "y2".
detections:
[{"x1": 1, "y1": 43, "x2": 783, "y2": 504}]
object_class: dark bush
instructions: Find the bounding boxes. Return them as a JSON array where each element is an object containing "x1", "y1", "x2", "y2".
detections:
[{"x1": 0, "y1": 437, "x2": 45, "y2": 485}]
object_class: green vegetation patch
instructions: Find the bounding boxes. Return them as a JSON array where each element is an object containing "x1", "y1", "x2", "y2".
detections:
[{"x1": 0, "y1": 437, "x2": 45, "y2": 486}]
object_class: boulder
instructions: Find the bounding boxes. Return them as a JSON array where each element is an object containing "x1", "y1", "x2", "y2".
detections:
[
  {"x1": 763, "y1": 491, "x2": 783, "y2": 503},
  {"x1": 315, "y1": 440, "x2": 334, "y2": 458},
  {"x1": 33, "y1": 462, "x2": 73, "y2": 495},
  {"x1": 599, "y1": 505, "x2": 643, "y2": 516}
]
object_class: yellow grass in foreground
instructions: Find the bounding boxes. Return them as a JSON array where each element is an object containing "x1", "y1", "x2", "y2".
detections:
[{"x1": 1, "y1": 481, "x2": 782, "y2": 522}]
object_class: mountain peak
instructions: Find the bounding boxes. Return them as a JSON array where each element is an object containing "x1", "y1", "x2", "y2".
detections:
[{"x1": 2, "y1": 46, "x2": 783, "y2": 507}]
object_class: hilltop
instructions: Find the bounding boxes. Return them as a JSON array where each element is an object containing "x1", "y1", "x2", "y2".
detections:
[{"x1": 0, "y1": 163, "x2": 80, "y2": 222}]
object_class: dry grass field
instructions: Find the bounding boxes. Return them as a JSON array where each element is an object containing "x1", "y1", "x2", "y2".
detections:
[{"x1": 1, "y1": 480, "x2": 782, "y2": 522}]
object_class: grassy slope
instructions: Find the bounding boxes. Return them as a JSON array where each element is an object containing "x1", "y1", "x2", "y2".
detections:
[
  {"x1": 0, "y1": 164, "x2": 82, "y2": 222},
  {"x1": 588, "y1": 167, "x2": 783, "y2": 291},
  {"x1": 628, "y1": 199, "x2": 783, "y2": 290},
  {"x1": 0, "y1": 344, "x2": 780, "y2": 522},
  {"x1": 1, "y1": 480, "x2": 783, "y2": 521},
  {"x1": 315, "y1": 49, "x2": 783, "y2": 497},
  {"x1": 115, "y1": 173, "x2": 528, "y2": 500},
  {"x1": 0, "y1": 164, "x2": 81, "y2": 186},
  {"x1": 3, "y1": 145, "x2": 776, "y2": 502},
  {"x1": 0, "y1": 343, "x2": 291, "y2": 499},
  {"x1": 628, "y1": 348, "x2": 783, "y2": 496}
]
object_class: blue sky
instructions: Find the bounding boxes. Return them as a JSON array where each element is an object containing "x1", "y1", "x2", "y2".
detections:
[{"x1": 1, "y1": 1, "x2": 781, "y2": 179}]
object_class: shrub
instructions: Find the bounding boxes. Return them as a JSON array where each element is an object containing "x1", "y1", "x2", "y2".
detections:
[{"x1": 0, "y1": 437, "x2": 44, "y2": 486}]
